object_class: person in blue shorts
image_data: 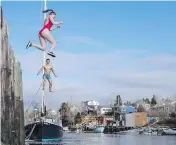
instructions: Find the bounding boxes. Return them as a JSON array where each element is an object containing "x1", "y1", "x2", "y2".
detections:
[{"x1": 37, "y1": 59, "x2": 57, "y2": 92}]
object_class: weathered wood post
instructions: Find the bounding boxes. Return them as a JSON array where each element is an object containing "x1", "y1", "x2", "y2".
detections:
[{"x1": 0, "y1": 7, "x2": 25, "y2": 145}]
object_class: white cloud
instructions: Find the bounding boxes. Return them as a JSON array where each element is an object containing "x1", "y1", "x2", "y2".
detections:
[
  {"x1": 138, "y1": 55, "x2": 176, "y2": 71},
  {"x1": 16, "y1": 38, "x2": 176, "y2": 110}
]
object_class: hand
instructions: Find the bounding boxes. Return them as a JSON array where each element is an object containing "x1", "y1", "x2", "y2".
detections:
[
  {"x1": 37, "y1": 73, "x2": 39, "y2": 75},
  {"x1": 60, "y1": 21, "x2": 64, "y2": 24},
  {"x1": 55, "y1": 75, "x2": 58, "y2": 78}
]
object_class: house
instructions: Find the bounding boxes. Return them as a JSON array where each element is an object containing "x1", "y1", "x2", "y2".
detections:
[
  {"x1": 121, "y1": 105, "x2": 136, "y2": 114},
  {"x1": 98, "y1": 106, "x2": 112, "y2": 115},
  {"x1": 81, "y1": 100, "x2": 100, "y2": 114},
  {"x1": 147, "y1": 102, "x2": 176, "y2": 117}
]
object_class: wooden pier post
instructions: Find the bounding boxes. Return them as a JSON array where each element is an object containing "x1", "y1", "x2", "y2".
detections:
[{"x1": 0, "y1": 7, "x2": 25, "y2": 145}]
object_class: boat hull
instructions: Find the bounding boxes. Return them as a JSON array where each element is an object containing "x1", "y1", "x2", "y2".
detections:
[
  {"x1": 25, "y1": 121, "x2": 63, "y2": 144},
  {"x1": 161, "y1": 129, "x2": 176, "y2": 135},
  {"x1": 93, "y1": 126, "x2": 105, "y2": 133}
]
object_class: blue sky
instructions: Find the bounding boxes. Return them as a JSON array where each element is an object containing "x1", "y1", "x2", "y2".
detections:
[{"x1": 2, "y1": 1, "x2": 176, "y2": 109}]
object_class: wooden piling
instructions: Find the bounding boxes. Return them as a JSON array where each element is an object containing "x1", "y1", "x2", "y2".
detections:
[{"x1": 0, "y1": 7, "x2": 25, "y2": 145}]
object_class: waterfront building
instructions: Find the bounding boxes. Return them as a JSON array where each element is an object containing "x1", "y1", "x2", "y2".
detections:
[
  {"x1": 121, "y1": 105, "x2": 136, "y2": 114},
  {"x1": 125, "y1": 112, "x2": 147, "y2": 127},
  {"x1": 81, "y1": 100, "x2": 100, "y2": 114},
  {"x1": 97, "y1": 106, "x2": 112, "y2": 115},
  {"x1": 147, "y1": 102, "x2": 176, "y2": 117}
]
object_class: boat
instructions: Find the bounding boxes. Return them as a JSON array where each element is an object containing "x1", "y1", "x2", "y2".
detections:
[
  {"x1": 142, "y1": 130, "x2": 158, "y2": 135},
  {"x1": 75, "y1": 128, "x2": 82, "y2": 133},
  {"x1": 93, "y1": 125, "x2": 105, "y2": 133},
  {"x1": 25, "y1": 0, "x2": 63, "y2": 144},
  {"x1": 138, "y1": 127, "x2": 158, "y2": 135},
  {"x1": 25, "y1": 120, "x2": 63, "y2": 143},
  {"x1": 63, "y1": 126, "x2": 71, "y2": 132},
  {"x1": 161, "y1": 128, "x2": 176, "y2": 135}
]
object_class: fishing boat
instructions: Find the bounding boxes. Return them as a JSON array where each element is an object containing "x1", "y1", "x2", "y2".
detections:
[{"x1": 25, "y1": 0, "x2": 63, "y2": 144}]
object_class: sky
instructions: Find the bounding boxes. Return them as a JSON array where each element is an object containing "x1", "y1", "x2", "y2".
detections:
[{"x1": 2, "y1": 1, "x2": 176, "y2": 110}]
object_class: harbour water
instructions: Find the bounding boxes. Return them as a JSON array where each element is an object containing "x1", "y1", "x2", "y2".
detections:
[{"x1": 34, "y1": 133, "x2": 176, "y2": 145}]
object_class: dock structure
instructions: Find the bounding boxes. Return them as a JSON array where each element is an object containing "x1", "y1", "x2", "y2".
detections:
[
  {"x1": 103, "y1": 126, "x2": 134, "y2": 134},
  {"x1": 0, "y1": 7, "x2": 25, "y2": 145}
]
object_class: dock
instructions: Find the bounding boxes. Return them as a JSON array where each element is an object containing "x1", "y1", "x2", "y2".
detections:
[{"x1": 104, "y1": 126, "x2": 134, "y2": 134}]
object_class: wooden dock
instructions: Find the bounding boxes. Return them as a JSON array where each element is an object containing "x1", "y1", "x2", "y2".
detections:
[{"x1": 104, "y1": 126, "x2": 134, "y2": 134}]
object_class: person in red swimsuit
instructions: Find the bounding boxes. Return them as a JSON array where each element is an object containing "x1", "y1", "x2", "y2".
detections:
[{"x1": 26, "y1": 10, "x2": 63, "y2": 57}]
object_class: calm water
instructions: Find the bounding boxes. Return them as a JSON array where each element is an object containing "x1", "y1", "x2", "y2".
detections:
[
  {"x1": 61, "y1": 133, "x2": 176, "y2": 145},
  {"x1": 26, "y1": 133, "x2": 176, "y2": 145}
]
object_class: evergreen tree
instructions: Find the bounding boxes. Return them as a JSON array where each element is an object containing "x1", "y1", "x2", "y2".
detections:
[
  {"x1": 59, "y1": 102, "x2": 71, "y2": 127},
  {"x1": 170, "y1": 112, "x2": 176, "y2": 118},
  {"x1": 74, "y1": 112, "x2": 82, "y2": 124},
  {"x1": 151, "y1": 95, "x2": 157, "y2": 106},
  {"x1": 145, "y1": 98, "x2": 150, "y2": 104}
]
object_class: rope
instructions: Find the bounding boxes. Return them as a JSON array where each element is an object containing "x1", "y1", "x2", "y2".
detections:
[
  {"x1": 25, "y1": 83, "x2": 43, "y2": 113},
  {"x1": 25, "y1": 123, "x2": 37, "y2": 140}
]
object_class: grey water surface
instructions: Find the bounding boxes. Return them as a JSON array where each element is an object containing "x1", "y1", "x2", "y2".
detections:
[{"x1": 61, "y1": 133, "x2": 176, "y2": 145}]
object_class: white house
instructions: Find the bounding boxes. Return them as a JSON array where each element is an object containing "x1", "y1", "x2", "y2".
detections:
[
  {"x1": 100, "y1": 107, "x2": 112, "y2": 115},
  {"x1": 82, "y1": 100, "x2": 100, "y2": 113}
]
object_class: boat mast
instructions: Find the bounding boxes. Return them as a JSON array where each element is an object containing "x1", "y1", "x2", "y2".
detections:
[{"x1": 42, "y1": 0, "x2": 47, "y2": 117}]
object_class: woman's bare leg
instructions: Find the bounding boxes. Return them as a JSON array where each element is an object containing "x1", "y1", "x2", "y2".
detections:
[
  {"x1": 41, "y1": 29, "x2": 56, "y2": 53},
  {"x1": 26, "y1": 36, "x2": 46, "y2": 51},
  {"x1": 32, "y1": 36, "x2": 46, "y2": 51}
]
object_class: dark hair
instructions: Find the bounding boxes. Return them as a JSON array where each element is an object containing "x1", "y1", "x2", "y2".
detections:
[
  {"x1": 49, "y1": 11, "x2": 56, "y2": 15},
  {"x1": 46, "y1": 59, "x2": 50, "y2": 61}
]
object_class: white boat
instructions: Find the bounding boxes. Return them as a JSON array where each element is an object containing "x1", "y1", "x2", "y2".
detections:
[
  {"x1": 161, "y1": 128, "x2": 176, "y2": 135},
  {"x1": 75, "y1": 128, "x2": 82, "y2": 133}
]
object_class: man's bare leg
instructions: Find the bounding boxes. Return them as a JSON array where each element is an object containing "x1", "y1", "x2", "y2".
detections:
[
  {"x1": 48, "y1": 79, "x2": 54, "y2": 92},
  {"x1": 42, "y1": 78, "x2": 46, "y2": 90}
]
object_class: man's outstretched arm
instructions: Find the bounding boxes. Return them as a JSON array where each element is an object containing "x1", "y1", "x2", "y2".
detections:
[
  {"x1": 37, "y1": 66, "x2": 44, "y2": 75},
  {"x1": 51, "y1": 67, "x2": 57, "y2": 77}
]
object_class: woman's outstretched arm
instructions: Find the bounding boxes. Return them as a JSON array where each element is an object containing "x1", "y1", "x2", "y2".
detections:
[
  {"x1": 49, "y1": 17, "x2": 63, "y2": 25},
  {"x1": 50, "y1": 25, "x2": 60, "y2": 31}
]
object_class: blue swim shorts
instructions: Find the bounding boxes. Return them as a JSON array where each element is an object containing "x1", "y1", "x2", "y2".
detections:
[{"x1": 43, "y1": 74, "x2": 51, "y2": 80}]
